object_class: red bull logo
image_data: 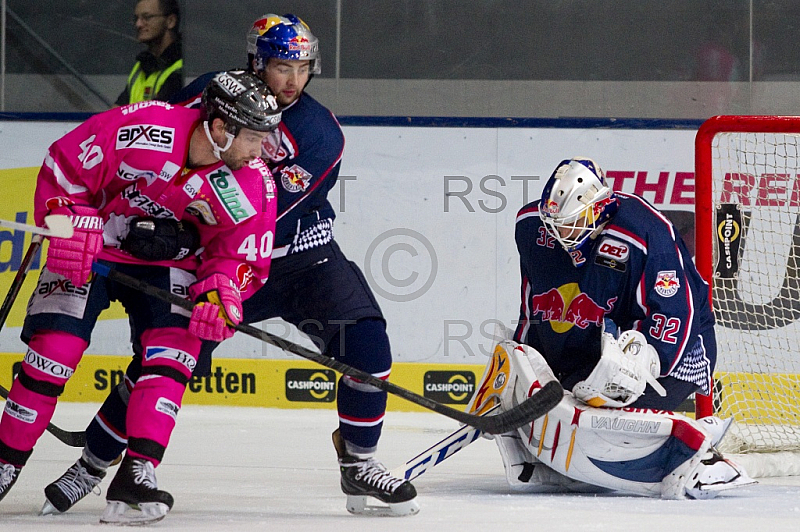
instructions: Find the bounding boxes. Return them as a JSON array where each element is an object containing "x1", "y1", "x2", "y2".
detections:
[
  {"x1": 541, "y1": 199, "x2": 559, "y2": 215},
  {"x1": 280, "y1": 164, "x2": 312, "y2": 193},
  {"x1": 654, "y1": 270, "x2": 680, "y2": 297},
  {"x1": 528, "y1": 283, "x2": 616, "y2": 333},
  {"x1": 253, "y1": 16, "x2": 283, "y2": 35}
]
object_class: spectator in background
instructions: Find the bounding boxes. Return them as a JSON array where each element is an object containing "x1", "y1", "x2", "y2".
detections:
[{"x1": 116, "y1": 0, "x2": 183, "y2": 105}]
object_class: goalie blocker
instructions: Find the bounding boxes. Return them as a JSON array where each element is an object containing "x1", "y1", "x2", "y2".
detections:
[{"x1": 468, "y1": 336, "x2": 755, "y2": 499}]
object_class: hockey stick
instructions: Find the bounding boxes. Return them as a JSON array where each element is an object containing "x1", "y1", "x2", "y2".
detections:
[
  {"x1": 93, "y1": 264, "x2": 563, "y2": 434},
  {"x1": 0, "y1": 236, "x2": 86, "y2": 447},
  {"x1": 390, "y1": 405, "x2": 499, "y2": 481},
  {"x1": 0, "y1": 215, "x2": 74, "y2": 238}
]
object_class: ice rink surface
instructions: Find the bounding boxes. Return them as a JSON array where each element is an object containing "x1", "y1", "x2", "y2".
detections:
[{"x1": 2, "y1": 403, "x2": 800, "y2": 531}]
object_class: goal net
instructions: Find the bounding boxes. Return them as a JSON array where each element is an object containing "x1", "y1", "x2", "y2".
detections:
[{"x1": 695, "y1": 116, "x2": 800, "y2": 471}]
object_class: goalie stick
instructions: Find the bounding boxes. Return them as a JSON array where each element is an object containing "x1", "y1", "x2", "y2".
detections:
[
  {"x1": 0, "y1": 214, "x2": 74, "y2": 239},
  {"x1": 391, "y1": 406, "x2": 499, "y2": 481},
  {"x1": 0, "y1": 237, "x2": 86, "y2": 447},
  {"x1": 93, "y1": 264, "x2": 563, "y2": 434}
]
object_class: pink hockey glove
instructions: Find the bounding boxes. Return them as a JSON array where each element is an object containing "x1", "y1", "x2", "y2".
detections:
[
  {"x1": 46, "y1": 205, "x2": 104, "y2": 287},
  {"x1": 188, "y1": 274, "x2": 243, "y2": 342}
]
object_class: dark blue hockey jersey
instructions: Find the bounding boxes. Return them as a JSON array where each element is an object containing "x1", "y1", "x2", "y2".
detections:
[
  {"x1": 170, "y1": 73, "x2": 345, "y2": 256},
  {"x1": 514, "y1": 192, "x2": 715, "y2": 394}
]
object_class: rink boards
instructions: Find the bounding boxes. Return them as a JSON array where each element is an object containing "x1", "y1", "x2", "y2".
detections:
[{"x1": 0, "y1": 352, "x2": 483, "y2": 412}]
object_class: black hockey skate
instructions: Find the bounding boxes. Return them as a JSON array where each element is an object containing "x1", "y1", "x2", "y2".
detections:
[
  {"x1": 100, "y1": 455, "x2": 174, "y2": 525},
  {"x1": 41, "y1": 458, "x2": 106, "y2": 514},
  {"x1": 0, "y1": 462, "x2": 21, "y2": 503},
  {"x1": 333, "y1": 429, "x2": 419, "y2": 516}
]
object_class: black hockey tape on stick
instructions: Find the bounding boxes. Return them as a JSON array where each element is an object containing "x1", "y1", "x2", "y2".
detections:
[
  {"x1": 93, "y1": 263, "x2": 563, "y2": 434},
  {"x1": 0, "y1": 237, "x2": 86, "y2": 447}
]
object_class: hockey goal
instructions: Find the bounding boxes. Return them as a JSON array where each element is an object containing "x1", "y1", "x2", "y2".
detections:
[{"x1": 695, "y1": 115, "x2": 800, "y2": 474}]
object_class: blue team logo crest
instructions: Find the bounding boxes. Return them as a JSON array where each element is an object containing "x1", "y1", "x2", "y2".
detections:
[
  {"x1": 654, "y1": 270, "x2": 680, "y2": 297},
  {"x1": 280, "y1": 164, "x2": 312, "y2": 193}
]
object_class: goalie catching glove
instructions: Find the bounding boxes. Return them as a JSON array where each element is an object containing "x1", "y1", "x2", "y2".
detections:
[
  {"x1": 45, "y1": 203, "x2": 104, "y2": 288},
  {"x1": 573, "y1": 330, "x2": 666, "y2": 408},
  {"x1": 188, "y1": 273, "x2": 243, "y2": 342}
]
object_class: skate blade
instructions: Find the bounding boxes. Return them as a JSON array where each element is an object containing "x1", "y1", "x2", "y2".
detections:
[
  {"x1": 100, "y1": 500, "x2": 170, "y2": 525},
  {"x1": 345, "y1": 495, "x2": 420, "y2": 517},
  {"x1": 40, "y1": 499, "x2": 60, "y2": 516}
]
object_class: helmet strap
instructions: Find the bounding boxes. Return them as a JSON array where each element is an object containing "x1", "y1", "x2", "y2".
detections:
[{"x1": 204, "y1": 120, "x2": 235, "y2": 160}]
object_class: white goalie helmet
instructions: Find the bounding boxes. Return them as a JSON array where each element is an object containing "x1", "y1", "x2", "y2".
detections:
[{"x1": 539, "y1": 158, "x2": 618, "y2": 259}]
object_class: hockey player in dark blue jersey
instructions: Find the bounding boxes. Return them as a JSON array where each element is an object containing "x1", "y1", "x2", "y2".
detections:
[
  {"x1": 467, "y1": 157, "x2": 754, "y2": 498},
  {"x1": 43, "y1": 14, "x2": 417, "y2": 517},
  {"x1": 518, "y1": 157, "x2": 715, "y2": 408}
]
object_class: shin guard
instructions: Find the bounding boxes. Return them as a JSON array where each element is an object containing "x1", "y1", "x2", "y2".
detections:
[
  {"x1": 0, "y1": 331, "x2": 86, "y2": 459},
  {"x1": 125, "y1": 328, "x2": 199, "y2": 466}
]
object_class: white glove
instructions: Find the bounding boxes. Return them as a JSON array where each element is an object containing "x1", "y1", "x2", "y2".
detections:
[{"x1": 573, "y1": 330, "x2": 665, "y2": 408}]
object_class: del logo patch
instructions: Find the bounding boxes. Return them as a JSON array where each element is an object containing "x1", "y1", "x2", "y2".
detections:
[
  {"x1": 654, "y1": 270, "x2": 680, "y2": 297},
  {"x1": 280, "y1": 164, "x2": 312, "y2": 193}
]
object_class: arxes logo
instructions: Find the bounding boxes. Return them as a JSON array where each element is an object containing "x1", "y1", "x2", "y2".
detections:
[
  {"x1": 116, "y1": 124, "x2": 175, "y2": 153},
  {"x1": 424, "y1": 371, "x2": 476, "y2": 404},
  {"x1": 285, "y1": 369, "x2": 336, "y2": 402}
]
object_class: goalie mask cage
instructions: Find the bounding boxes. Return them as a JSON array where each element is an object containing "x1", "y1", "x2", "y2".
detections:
[{"x1": 696, "y1": 115, "x2": 800, "y2": 469}]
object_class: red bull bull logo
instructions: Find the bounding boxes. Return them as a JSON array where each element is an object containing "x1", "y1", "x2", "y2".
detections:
[
  {"x1": 541, "y1": 199, "x2": 560, "y2": 215},
  {"x1": 654, "y1": 270, "x2": 680, "y2": 297},
  {"x1": 280, "y1": 164, "x2": 312, "y2": 193},
  {"x1": 528, "y1": 283, "x2": 616, "y2": 333},
  {"x1": 252, "y1": 16, "x2": 284, "y2": 35}
]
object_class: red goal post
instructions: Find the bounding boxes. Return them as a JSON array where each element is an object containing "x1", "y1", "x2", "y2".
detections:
[{"x1": 695, "y1": 115, "x2": 800, "y2": 461}]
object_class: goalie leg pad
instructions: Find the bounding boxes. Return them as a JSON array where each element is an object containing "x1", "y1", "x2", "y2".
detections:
[
  {"x1": 494, "y1": 431, "x2": 604, "y2": 493},
  {"x1": 490, "y1": 340, "x2": 715, "y2": 497}
]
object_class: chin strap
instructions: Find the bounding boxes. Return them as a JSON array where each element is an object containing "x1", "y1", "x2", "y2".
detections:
[{"x1": 203, "y1": 121, "x2": 235, "y2": 160}]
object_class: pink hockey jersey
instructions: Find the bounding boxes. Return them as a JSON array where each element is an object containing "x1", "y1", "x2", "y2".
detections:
[{"x1": 33, "y1": 100, "x2": 277, "y2": 298}]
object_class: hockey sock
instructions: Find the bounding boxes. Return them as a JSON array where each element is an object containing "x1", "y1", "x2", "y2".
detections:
[
  {"x1": 329, "y1": 319, "x2": 390, "y2": 453},
  {"x1": 84, "y1": 379, "x2": 134, "y2": 467},
  {"x1": 125, "y1": 328, "x2": 199, "y2": 466},
  {"x1": 0, "y1": 331, "x2": 86, "y2": 457}
]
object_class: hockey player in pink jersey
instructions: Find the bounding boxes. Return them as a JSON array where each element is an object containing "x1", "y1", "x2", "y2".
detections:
[{"x1": 0, "y1": 70, "x2": 281, "y2": 525}]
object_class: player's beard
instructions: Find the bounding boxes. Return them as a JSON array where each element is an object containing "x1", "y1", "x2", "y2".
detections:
[{"x1": 220, "y1": 151, "x2": 249, "y2": 171}]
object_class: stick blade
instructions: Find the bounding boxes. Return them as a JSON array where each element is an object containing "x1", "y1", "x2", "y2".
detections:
[{"x1": 43, "y1": 215, "x2": 74, "y2": 238}]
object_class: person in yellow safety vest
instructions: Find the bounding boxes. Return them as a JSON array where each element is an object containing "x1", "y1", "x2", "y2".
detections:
[{"x1": 116, "y1": 0, "x2": 184, "y2": 106}]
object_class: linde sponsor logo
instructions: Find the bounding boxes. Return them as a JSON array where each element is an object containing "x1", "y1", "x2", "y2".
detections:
[
  {"x1": 208, "y1": 169, "x2": 256, "y2": 223},
  {"x1": 24, "y1": 348, "x2": 74, "y2": 379},
  {"x1": 116, "y1": 124, "x2": 175, "y2": 152},
  {"x1": 591, "y1": 415, "x2": 661, "y2": 433},
  {"x1": 4, "y1": 398, "x2": 37, "y2": 424},
  {"x1": 423, "y1": 371, "x2": 475, "y2": 404},
  {"x1": 156, "y1": 397, "x2": 180, "y2": 420},
  {"x1": 285, "y1": 369, "x2": 336, "y2": 402}
]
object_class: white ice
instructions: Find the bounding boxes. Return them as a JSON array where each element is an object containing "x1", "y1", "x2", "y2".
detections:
[{"x1": 3, "y1": 403, "x2": 800, "y2": 531}]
